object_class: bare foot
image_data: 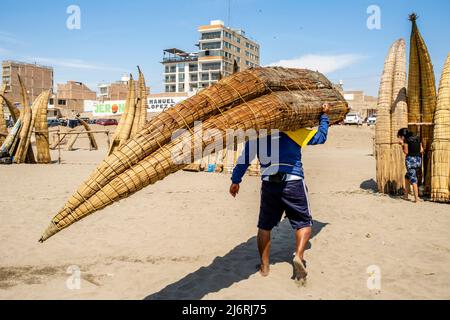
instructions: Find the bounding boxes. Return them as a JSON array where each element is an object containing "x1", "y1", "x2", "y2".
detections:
[
  {"x1": 259, "y1": 264, "x2": 270, "y2": 277},
  {"x1": 413, "y1": 198, "x2": 423, "y2": 203},
  {"x1": 293, "y1": 256, "x2": 307, "y2": 282}
]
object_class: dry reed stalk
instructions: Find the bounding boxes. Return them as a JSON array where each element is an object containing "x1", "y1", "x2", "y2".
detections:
[
  {"x1": 390, "y1": 39, "x2": 408, "y2": 195},
  {"x1": 431, "y1": 54, "x2": 450, "y2": 203},
  {"x1": 408, "y1": 13, "x2": 437, "y2": 194},
  {"x1": 108, "y1": 74, "x2": 136, "y2": 155},
  {"x1": 34, "y1": 90, "x2": 51, "y2": 163},
  {"x1": 376, "y1": 40, "x2": 399, "y2": 193},
  {"x1": 55, "y1": 68, "x2": 336, "y2": 221},
  {"x1": 40, "y1": 87, "x2": 349, "y2": 241},
  {"x1": 78, "y1": 117, "x2": 98, "y2": 150}
]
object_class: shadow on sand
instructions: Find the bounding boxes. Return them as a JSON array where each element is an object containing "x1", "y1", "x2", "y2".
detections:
[
  {"x1": 360, "y1": 179, "x2": 378, "y2": 193},
  {"x1": 144, "y1": 219, "x2": 328, "y2": 300}
]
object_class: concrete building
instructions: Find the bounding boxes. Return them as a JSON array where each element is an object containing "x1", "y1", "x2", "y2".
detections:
[
  {"x1": 1, "y1": 60, "x2": 54, "y2": 105},
  {"x1": 343, "y1": 90, "x2": 377, "y2": 119},
  {"x1": 54, "y1": 81, "x2": 97, "y2": 114},
  {"x1": 162, "y1": 20, "x2": 260, "y2": 93},
  {"x1": 98, "y1": 74, "x2": 150, "y2": 101}
]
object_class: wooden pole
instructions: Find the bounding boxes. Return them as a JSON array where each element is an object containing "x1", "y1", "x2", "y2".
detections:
[{"x1": 57, "y1": 130, "x2": 61, "y2": 164}]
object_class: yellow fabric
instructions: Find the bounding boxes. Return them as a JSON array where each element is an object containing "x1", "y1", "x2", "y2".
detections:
[{"x1": 284, "y1": 128, "x2": 318, "y2": 148}]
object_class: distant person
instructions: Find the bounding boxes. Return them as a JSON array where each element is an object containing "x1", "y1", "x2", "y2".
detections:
[
  {"x1": 229, "y1": 104, "x2": 330, "y2": 282},
  {"x1": 397, "y1": 128, "x2": 424, "y2": 203}
]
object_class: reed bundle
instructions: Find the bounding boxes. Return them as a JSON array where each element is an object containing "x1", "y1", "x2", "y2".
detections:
[
  {"x1": 390, "y1": 39, "x2": 408, "y2": 194},
  {"x1": 0, "y1": 85, "x2": 7, "y2": 145},
  {"x1": 14, "y1": 75, "x2": 37, "y2": 164},
  {"x1": 408, "y1": 13, "x2": 437, "y2": 194},
  {"x1": 39, "y1": 68, "x2": 349, "y2": 241},
  {"x1": 431, "y1": 54, "x2": 450, "y2": 203},
  {"x1": 56, "y1": 67, "x2": 335, "y2": 226},
  {"x1": 35, "y1": 90, "x2": 51, "y2": 163},
  {"x1": 0, "y1": 94, "x2": 20, "y2": 121},
  {"x1": 109, "y1": 74, "x2": 136, "y2": 155},
  {"x1": 376, "y1": 40, "x2": 399, "y2": 193},
  {"x1": 131, "y1": 67, "x2": 148, "y2": 136}
]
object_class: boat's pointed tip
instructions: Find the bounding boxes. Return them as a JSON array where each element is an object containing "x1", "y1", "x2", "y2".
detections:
[{"x1": 409, "y1": 13, "x2": 418, "y2": 22}]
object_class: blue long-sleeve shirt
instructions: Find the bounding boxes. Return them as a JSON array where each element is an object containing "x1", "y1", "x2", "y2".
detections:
[{"x1": 231, "y1": 114, "x2": 330, "y2": 184}]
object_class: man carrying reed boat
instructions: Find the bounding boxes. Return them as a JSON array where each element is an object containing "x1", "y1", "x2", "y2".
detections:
[{"x1": 229, "y1": 104, "x2": 330, "y2": 281}]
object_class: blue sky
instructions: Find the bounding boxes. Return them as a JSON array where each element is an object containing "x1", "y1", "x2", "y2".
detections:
[{"x1": 1, "y1": 0, "x2": 449, "y2": 96}]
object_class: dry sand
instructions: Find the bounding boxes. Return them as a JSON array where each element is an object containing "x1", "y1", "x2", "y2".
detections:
[{"x1": 0, "y1": 125, "x2": 449, "y2": 300}]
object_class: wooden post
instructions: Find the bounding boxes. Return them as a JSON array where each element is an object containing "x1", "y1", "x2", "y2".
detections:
[
  {"x1": 57, "y1": 130, "x2": 61, "y2": 164},
  {"x1": 106, "y1": 131, "x2": 110, "y2": 148}
]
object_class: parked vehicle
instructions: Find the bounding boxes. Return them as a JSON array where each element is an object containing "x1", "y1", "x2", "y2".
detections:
[
  {"x1": 47, "y1": 119, "x2": 60, "y2": 127},
  {"x1": 367, "y1": 115, "x2": 377, "y2": 126},
  {"x1": 88, "y1": 119, "x2": 97, "y2": 125},
  {"x1": 58, "y1": 119, "x2": 68, "y2": 127},
  {"x1": 344, "y1": 112, "x2": 363, "y2": 126},
  {"x1": 67, "y1": 119, "x2": 81, "y2": 128},
  {"x1": 79, "y1": 117, "x2": 90, "y2": 124},
  {"x1": 96, "y1": 119, "x2": 118, "y2": 126}
]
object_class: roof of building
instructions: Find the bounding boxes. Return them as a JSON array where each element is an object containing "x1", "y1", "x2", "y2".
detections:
[
  {"x1": 163, "y1": 48, "x2": 188, "y2": 55},
  {"x1": 2, "y1": 60, "x2": 53, "y2": 70}
]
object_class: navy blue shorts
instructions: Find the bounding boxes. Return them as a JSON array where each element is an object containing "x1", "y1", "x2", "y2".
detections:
[
  {"x1": 258, "y1": 179, "x2": 313, "y2": 231},
  {"x1": 405, "y1": 156, "x2": 422, "y2": 184}
]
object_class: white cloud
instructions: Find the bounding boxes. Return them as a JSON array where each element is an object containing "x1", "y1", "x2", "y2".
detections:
[
  {"x1": 0, "y1": 31, "x2": 24, "y2": 45},
  {"x1": 27, "y1": 57, "x2": 126, "y2": 72},
  {"x1": 268, "y1": 54, "x2": 365, "y2": 74}
]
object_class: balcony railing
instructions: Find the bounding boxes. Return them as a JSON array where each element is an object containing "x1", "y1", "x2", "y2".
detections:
[{"x1": 162, "y1": 56, "x2": 198, "y2": 63}]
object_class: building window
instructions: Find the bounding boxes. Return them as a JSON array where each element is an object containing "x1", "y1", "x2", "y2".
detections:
[
  {"x1": 189, "y1": 64, "x2": 198, "y2": 72},
  {"x1": 178, "y1": 73, "x2": 185, "y2": 81},
  {"x1": 211, "y1": 73, "x2": 221, "y2": 80},
  {"x1": 201, "y1": 73, "x2": 209, "y2": 81},
  {"x1": 166, "y1": 85, "x2": 176, "y2": 93},
  {"x1": 201, "y1": 42, "x2": 221, "y2": 50},
  {"x1": 58, "y1": 99, "x2": 67, "y2": 106},
  {"x1": 201, "y1": 31, "x2": 222, "y2": 40},
  {"x1": 190, "y1": 74, "x2": 198, "y2": 82},
  {"x1": 178, "y1": 84, "x2": 185, "y2": 92},
  {"x1": 177, "y1": 63, "x2": 185, "y2": 71},
  {"x1": 202, "y1": 62, "x2": 221, "y2": 71},
  {"x1": 165, "y1": 75, "x2": 176, "y2": 83}
]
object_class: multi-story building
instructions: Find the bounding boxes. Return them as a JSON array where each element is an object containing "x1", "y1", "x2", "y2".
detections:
[
  {"x1": 98, "y1": 74, "x2": 150, "y2": 101},
  {"x1": 1, "y1": 60, "x2": 54, "y2": 105},
  {"x1": 54, "y1": 81, "x2": 97, "y2": 114},
  {"x1": 344, "y1": 90, "x2": 377, "y2": 119},
  {"x1": 162, "y1": 20, "x2": 260, "y2": 93}
]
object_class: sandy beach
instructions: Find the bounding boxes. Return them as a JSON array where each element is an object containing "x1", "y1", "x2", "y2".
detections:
[{"x1": 0, "y1": 125, "x2": 449, "y2": 300}]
